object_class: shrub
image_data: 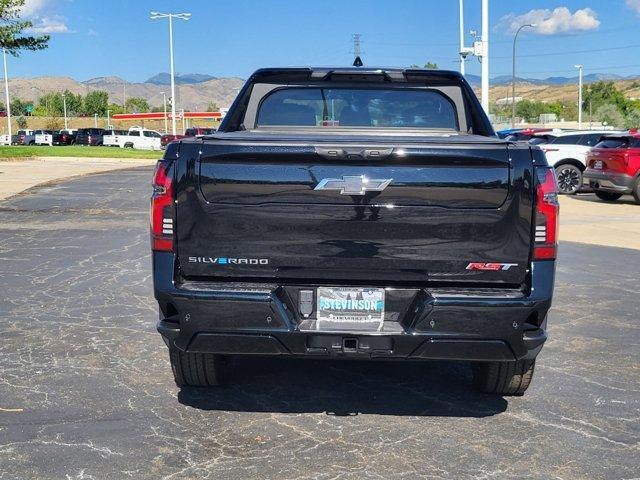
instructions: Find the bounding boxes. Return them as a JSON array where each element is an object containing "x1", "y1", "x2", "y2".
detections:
[{"x1": 45, "y1": 117, "x2": 63, "y2": 130}]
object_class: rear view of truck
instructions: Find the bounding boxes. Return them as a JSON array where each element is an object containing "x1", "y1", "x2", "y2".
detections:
[{"x1": 151, "y1": 68, "x2": 558, "y2": 396}]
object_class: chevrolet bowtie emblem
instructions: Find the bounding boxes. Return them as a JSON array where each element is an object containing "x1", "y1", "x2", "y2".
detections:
[{"x1": 314, "y1": 175, "x2": 393, "y2": 195}]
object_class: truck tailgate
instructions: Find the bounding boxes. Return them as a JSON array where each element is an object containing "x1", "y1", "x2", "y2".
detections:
[{"x1": 176, "y1": 137, "x2": 534, "y2": 286}]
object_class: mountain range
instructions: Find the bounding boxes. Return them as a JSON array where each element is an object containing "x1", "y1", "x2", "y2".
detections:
[
  {"x1": 4, "y1": 71, "x2": 639, "y2": 112},
  {"x1": 464, "y1": 72, "x2": 635, "y2": 86},
  {"x1": 6, "y1": 73, "x2": 244, "y2": 111}
]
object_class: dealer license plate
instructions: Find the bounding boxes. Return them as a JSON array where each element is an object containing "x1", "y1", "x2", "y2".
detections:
[
  {"x1": 317, "y1": 287, "x2": 385, "y2": 326},
  {"x1": 593, "y1": 160, "x2": 603, "y2": 170}
]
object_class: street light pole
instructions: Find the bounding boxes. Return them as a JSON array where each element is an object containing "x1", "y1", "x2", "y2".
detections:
[
  {"x1": 62, "y1": 93, "x2": 68, "y2": 130},
  {"x1": 161, "y1": 91, "x2": 168, "y2": 133},
  {"x1": 94, "y1": 113, "x2": 98, "y2": 128},
  {"x1": 511, "y1": 23, "x2": 536, "y2": 128},
  {"x1": 107, "y1": 109, "x2": 111, "y2": 128},
  {"x1": 459, "y1": 0, "x2": 465, "y2": 75},
  {"x1": 480, "y1": 0, "x2": 489, "y2": 114},
  {"x1": 575, "y1": 64, "x2": 583, "y2": 129},
  {"x1": 3, "y1": 48, "x2": 12, "y2": 138},
  {"x1": 150, "y1": 11, "x2": 191, "y2": 136}
]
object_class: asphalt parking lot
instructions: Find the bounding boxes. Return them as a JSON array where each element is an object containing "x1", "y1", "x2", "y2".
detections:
[{"x1": 0, "y1": 167, "x2": 638, "y2": 480}]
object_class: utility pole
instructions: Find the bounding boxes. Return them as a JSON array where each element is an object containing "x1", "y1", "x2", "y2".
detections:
[
  {"x1": 123, "y1": 81, "x2": 126, "y2": 113},
  {"x1": 352, "y1": 33, "x2": 363, "y2": 66},
  {"x1": 107, "y1": 109, "x2": 111, "y2": 128},
  {"x1": 352, "y1": 33, "x2": 361, "y2": 56},
  {"x1": 94, "y1": 113, "x2": 98, "y2": 128},
  {"x1": 161, "y1": 91, "x2": 168, "y2": 133},
  {"x1": 151, "y1": 11, "x2": 192, "y2": 136},
  {"x1": 480, "y1": 0, "x2": 489, "y2": 114},
  {"x1": 3, "y1": 48, "x2": 12, "y2": 138},
  {"x1": 459, "y1": 0, "x2": 465, "y2": 75},
  {"x1": 62, "y1": 92, "x2": 68, "y2": 130},
  {"x1": 575, "y1": 64, "x2": 583, "y2": 128}
]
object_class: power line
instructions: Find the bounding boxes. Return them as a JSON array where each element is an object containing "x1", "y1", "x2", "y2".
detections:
[{"x1": 492, "y1": 43, "x2": 640, "y2": 60}]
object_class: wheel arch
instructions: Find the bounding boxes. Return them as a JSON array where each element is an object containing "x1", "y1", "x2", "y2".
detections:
[{"x1": 554, "y1": 158, "x2": 585, "y2": 171}]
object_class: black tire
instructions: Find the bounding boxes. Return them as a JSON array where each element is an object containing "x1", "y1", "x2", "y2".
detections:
[
  {"x1": 595, "y1": 191, "x2": 623, "y2": 202},
  {"x1": 169, "y1": 348, "x2": 227, "y2": 387},
  {"x1": 555, "y1": 164, "x2": 582, "y2": 194},
  {"x1": 473, "y1": 359, "x2": 535, "y2": 396},
  {"x1": 633, "y1": 178, "x2": 640, "y2": 204}
]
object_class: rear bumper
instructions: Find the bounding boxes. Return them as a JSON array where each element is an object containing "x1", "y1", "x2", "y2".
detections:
[
  {"x1": 153, "y1": 253, "x2": 554, "y2": 362},
  {"x1": 584, "y1": 169, "x2": 635, "y2": 193}
]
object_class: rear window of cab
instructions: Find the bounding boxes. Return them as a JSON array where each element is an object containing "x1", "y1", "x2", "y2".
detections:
[{"x1": 256, "y1": 87, "x2": 459, "y2": 130}]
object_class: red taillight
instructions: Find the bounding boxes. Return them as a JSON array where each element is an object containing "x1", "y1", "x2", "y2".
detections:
[
  {"x1": 151, "y1": 160, "x2": 174, "y2": 252},
  {"x1": 533, "y1": 167, "x2": 559, "y2": 260}
]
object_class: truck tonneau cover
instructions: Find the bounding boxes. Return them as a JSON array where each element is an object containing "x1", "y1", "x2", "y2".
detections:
[{"x1": 189, "y1": 131, "x2": 509, "y2": 146}]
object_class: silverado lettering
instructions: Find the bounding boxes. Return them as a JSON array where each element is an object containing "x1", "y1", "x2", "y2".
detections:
[{"x1": 151, "y1": 67, "x2": 558, "y2": 396}]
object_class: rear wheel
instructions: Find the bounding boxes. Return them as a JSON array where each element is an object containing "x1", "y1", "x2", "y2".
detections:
[
  {"x1": 555, "y1": 164, "x2": 582, "y2": 194},
  {"x1": 633, "y1": 178, "x2": 640, "y2": 204},
  {"x1": 168, "y1": 347, "x2": 228, "y2": 387},
  {"x1": 472, "y1": 359, "x2": 535, "y2": 396},
  {"x1": 595, "y1": 191, "x2": 623, "y2": 202}
]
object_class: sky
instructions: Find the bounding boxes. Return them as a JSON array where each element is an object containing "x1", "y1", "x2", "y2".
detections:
[{"x1": 6, "y1": 0, "x2": 640, "y2": 83}]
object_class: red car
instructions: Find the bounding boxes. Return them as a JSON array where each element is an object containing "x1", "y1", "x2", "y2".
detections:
[
  {"x1": 584, "y1": 133, "x2": 640, "y2": 203},
  {"x1": 160, "y1": 127, "x2": 216, "y2": 148}
]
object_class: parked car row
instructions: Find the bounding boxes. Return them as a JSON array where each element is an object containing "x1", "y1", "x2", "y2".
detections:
[
  {"x1": 160, "y1": 127, "x2": 216, "y2": 148},
  {"x1": 498, "y1": 127, "x2": 640, "y2": 203},
  {"x1": 0, "y1": 127, "x2": 164, "y2": 150}
]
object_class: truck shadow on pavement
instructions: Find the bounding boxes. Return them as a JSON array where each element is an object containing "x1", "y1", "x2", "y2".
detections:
[{"x1": 178, "y1": 357, "x2": 508, "y2": 417}]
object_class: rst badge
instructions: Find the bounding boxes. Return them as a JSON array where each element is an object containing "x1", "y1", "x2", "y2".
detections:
[
  {"x1": 189, "y1": 257, "x2": 269, "y2": 265},
  {"x1": 466, "y1": 262, "x2": 518, "y2": 271}
]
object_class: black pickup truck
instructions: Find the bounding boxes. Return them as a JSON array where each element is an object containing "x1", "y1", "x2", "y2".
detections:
[{"x1": 151, "y1": 67, "x2": 558, "y2": 396}]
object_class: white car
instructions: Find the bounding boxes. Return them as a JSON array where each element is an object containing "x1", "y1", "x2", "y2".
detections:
[
  {"x1": 102, "y1": 130, "x2": 129, "y2": 147},
  {"x1": 103, "y1": 127, "x2": 162, "y2": 150},
  {"x1": 531, "y1": 130, "x2": 624, "y2": 194},
  {"x1": 34, "y1": 130, "x2": 56, "y2": 146}
]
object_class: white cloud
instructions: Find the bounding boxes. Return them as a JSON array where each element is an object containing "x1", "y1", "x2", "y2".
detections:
[
  {"x1": 20, "y1": 0, "x2": 51, "y2": 17},
  {"x1": 19, "y1": 1, "x2": 72, "y2": 35},
  {"x1": 27, "y1": 15, "x2": 71, "y2": 34},
  {"x1": 497, "y1": 7, "x2": 600, "y2": 35},
  {"x1": 626, "y1": 0, "x2": 640, "y2": 15}
]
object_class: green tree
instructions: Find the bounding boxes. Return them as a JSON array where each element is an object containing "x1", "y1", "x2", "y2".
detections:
[
  {"x1": 583, "y1": 81, "x2": 628, "y2": 113},
  {"x1": 16, "y1": 115, "x2": 27, "y2": 128},
  {"x1": 125, "y1": 97, "x2": 150, "y2": 113},
  {"x1": 516, "y1": 99, "x2": 547, "y2": 122},
  {"x1": 62, "y1": 90, "x2": 83, "y2": 115},
  {"x1": 206, "y1": 101, "x2": 219, "y2": 112},
  {"x1": 410, "y1": 61, "x2": 439, "y2": 69},
  {"x1": 107, "y1": 103, "x2": 124, "y2": 115},
  {"x1": 83, "y1": 90, "x2": 109, "y2": 115},
  {"x1": 37, "y1": 92, "x2": 65, "y2": 116},
  {"x1": 10, "y1": 97, "x2": 28, "y2": 116},
  {"x1": 624, "y1": 109, "x2": 640, "y2": 129},
  {"x1": 0, "y1": 0, "x2": 49, "y2": 55},
  {"x1": 594, "y1": 103, "x2": 625, "y2": 128}
]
